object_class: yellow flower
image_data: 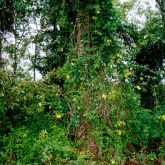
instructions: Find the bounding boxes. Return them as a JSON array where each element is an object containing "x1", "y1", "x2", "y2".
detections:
[
  {"x1": 56, "y1": 113, "x2": 62, "y2": 119},
  {"x1": 79, "y1": 150, "x2": 86, "y2": 155},
  {"x1": 116, "y1": 53, "x2": 122, "y2": 58},
  {"x1": 136, "y1": 85, "x2": 141, "y2": 91},
  {"x1": 116, "y1": 129, "x2": 122, "y2": 135},
  {"x1": 66, "y1": 74, "x2": 71, "y2": 80},
  {"x1": 162, "y1": 115, "x2": 165, "y2": 121},
  {"x1": 96, "y1": 10, "x2": 100, "y2": 14},
  {"x1": 58, "y1": 47, "x2": 63, "y2": 52},
  {"x1": 71, "y1": 62, "x2": 75, "y2": 66},
  {"x1": 109, "y1": 91, "x2": 115, "y2": 95},
  {"x1": 144, "y1": 35, "x2": 148, "y2": 39},
  {"x1": 92, "y1": 16, "x2": 97, "y2": 20},
  {"x1": 38, "y1": 102, "x2": 42, "y2": 107},
  {"x1": 124, "y1": 71, "x2": 131, "y2": 78},
  {"x1": 111, "y1": 159, "x2": 116, "y2": 164},
  {"x1": 106, "y1": 39, "x2": 112, "y2": 45},
  {"x1": 117, "y1": 120, "x2": 125, "y2": 127},
  {"x1": 101, "y1": 94, "x2": 107, "y2": 100},
  {"x1": 140, "y1": 77, "x2": 144, "y2": 81}
]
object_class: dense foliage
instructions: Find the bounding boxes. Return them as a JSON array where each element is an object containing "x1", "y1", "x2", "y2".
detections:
[{"x1": 0, "y1": 0, "x2": 165, "y2": 164}]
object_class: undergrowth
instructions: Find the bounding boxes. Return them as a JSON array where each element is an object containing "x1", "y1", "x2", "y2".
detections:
[{"x1": 0, "y1": 69, "x2": 165, "y2": 164}]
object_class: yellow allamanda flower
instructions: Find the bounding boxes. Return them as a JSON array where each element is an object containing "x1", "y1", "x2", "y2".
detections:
[
  {"x1": 79, "y1": 150, "x2": 86, "y2": 155},
  {"x1": 140, "y1": 77, "x2": 144, "y2": 81},
  {"x1": 101, "y1": 94, "x2": 107, "y2": 100},
  {"x1": 66, "y1": 74, "x2": 71, "y2": 80},
  {"x1": 136, "y1": 85, "x2": 141, "y2": 91},
  {"x1": 124, "y1": 71, "x2": 131, "y2": 78},
  {"x1": 149, "y1": 158, "x2": 154, "y2": 161},
  {"x1": 92, "y1": 16, "x2": 97, "y2": 20},
  {"x1": 106, "y1": 39, "x2": 112, "y2": 45},
  {"x1": 162, "y1": 115, "x2": 165, "y2": 121},
  {"x1": 116, "y1": 53, "x2": 122, "y2": 58},
  {"x1": 38, "y1": 102, "x2": 42, "y2": 107},
  {"x1": 116, "y1": 129, "x2": 122, "y2": 135},
  {"x1": 58, "y1": 47, "x2": 63, "y2": 52},
  {"x1": 96, "y1": 10, "x2": 100, "y2": 14},
  {"x1": 56, "y1": 113, "x2": 62, "y2": 119},
  {"x1": 117, "y1": 120, "x2": 125, "y2": 127},
  {"x1": 111, "y1": 159, "x2": 116, "y2": 164},
  {"x1": 71, "y1": 62, "x2": 75, "y2": 66}
]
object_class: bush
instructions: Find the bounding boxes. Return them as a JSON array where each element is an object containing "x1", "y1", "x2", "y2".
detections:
[{"x1": 0, "y1": 69, "x2": 165, "y2": 164}]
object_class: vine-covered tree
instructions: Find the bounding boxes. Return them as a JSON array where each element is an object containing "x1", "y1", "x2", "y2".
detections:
[{"x1": 36, "y1": 0, "x2": 120, "y2": 84}]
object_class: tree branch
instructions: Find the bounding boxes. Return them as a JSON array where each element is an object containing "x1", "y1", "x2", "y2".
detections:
[{"x1": 156, "y1": 0, "x2": 165, "y2": 12}]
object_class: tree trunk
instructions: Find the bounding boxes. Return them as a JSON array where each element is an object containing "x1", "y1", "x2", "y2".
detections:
[
  {"x1": 0, "y1": 32, "x2": 2, "y2": 68},
  {"x1": 33, "y1": 43, "x2": 38, "y2": 81},
  {"x1": 13, "y1": 32, "x2": 17, "y2": 74},
  {"x1": 76, "y1": 12, "x2": 83, "y2": 55},
  {"x1": 76, "y1": 3, "x2": 90, "y2": 55},
  {"x1": 162, "y1": 11, "x2": 165, "y2": 28},
  {"x1": 12, "y1": 11, "x2": 18, "y2": 75},
  {"x1": 156, "y1": 0, "x2": 165, "y2": 28}
]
